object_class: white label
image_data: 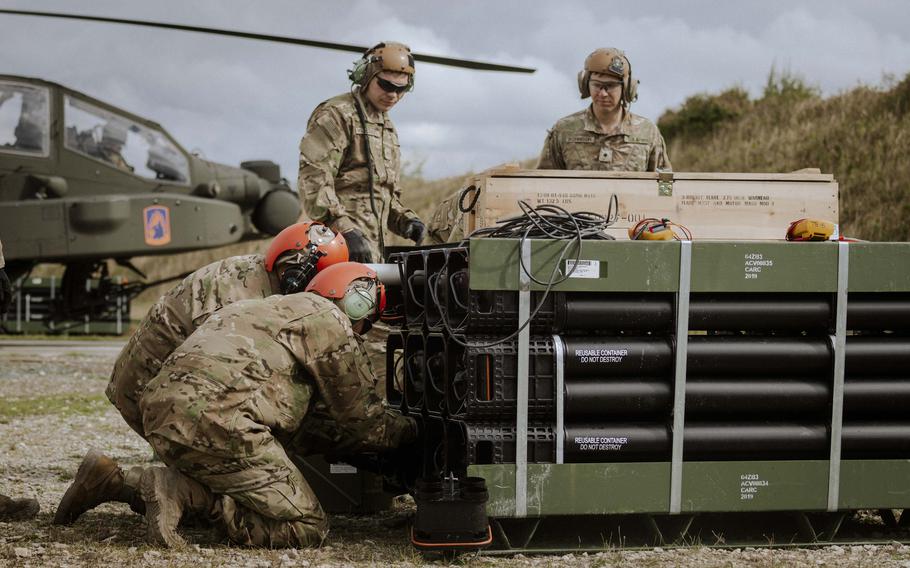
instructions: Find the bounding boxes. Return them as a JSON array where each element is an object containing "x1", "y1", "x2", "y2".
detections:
[
  {"x1": 329, "y1": 463, "x2": 357, "y2": 474},
  {"x1": 739, "y1": 473, "x2": 769, "y2": 500},
  {"x1": 574, "y1": 435, "x2": 629, "y2": 452},
  {"x1": 574, "y1": 347, "x2": 628, "y2": 364},
  {"x1": 566, "y1": 259, "x2": 600, "y2": 279},
  {"x1": 743, "y1": 253, "x2": 774, "y2": 280}
]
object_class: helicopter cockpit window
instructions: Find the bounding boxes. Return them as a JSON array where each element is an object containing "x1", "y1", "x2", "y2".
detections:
[
  {"x1": 0, "y1": 81, "x2": 50, "y2": 156},
  {"x1": 63, "y1": 95, "x2": 190, "y2": 184}
]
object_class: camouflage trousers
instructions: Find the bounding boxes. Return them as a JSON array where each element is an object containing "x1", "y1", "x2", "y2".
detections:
[
  {"x1": 362, "y1": 321, "x2": 390, "y2": 397},
  {"x1": 147, "y1": 433, "x2": 329, "y2": 548}
]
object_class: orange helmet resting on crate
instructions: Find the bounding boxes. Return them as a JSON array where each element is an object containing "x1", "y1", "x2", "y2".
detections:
[
  {"x1": 264, "y1": 222, "x2": 349, "y2": 293},
  {"x1": 305, "y1": 262, "x2": 386, "y2": 328}
]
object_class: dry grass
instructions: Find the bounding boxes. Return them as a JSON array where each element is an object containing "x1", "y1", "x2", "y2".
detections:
[{"x1": 659, "y1": 71, "x2": 910, "y2": 241}]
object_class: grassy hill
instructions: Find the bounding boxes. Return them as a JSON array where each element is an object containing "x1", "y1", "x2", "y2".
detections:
[{"x1": 657, "y1": 70, "x2": 910, "y2": 242}]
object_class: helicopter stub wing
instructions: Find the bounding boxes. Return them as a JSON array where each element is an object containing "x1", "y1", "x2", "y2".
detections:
[{"x1": 0, "y1": 193, "x2": 246, "y2": 262}]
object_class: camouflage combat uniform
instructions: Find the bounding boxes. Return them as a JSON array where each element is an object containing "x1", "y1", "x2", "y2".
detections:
[
  {"x1": 537, "y1": 106, "x2": 671, "y2": 171},
  {"x1": 298, "y1": 90, "x2": 420, "y2": 261},
  {"x1": 140, "y1": 293, "x2": 416, "y2": 548},
  {"x1": 106, "y1": 254, "x2": 276, "y2": 437},
  {"x1": 298, "y1": 90, "x2": 417, "y2": 381}
]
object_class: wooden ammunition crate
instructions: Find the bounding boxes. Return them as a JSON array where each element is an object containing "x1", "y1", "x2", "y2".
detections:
[{"x1": 463, "y1": 169, "x2": 839, "y2": 240}]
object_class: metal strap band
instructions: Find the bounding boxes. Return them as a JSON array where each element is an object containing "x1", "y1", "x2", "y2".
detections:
[
  {"x1": 827, "y1": 241, "x2": 849, "y2": 511},
  {"x1": 553, "y1": 334, "x2": 565, "y2": 464},
  {"x1": 670, "y1": 240, "x2": 692, "y2": 514},
  {"x1": 515, "y1": 238, "x2": 532, "y2": 517}
]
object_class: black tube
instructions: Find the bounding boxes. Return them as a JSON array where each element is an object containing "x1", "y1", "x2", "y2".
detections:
[
  {"x1": 565, "y1": 424, "x2": 670, "y2": 462},
  {"x1": 565, "y1": 379, "x2": 671, "y2": 418},
  {"x1": 844, "y1": 378, "x2": 910, "y2": 417},
  {"x1": 564, "y1": 423, "x2": 829, "y2": 462},
  {"x1": 685, "y1": 379, "x2": 830, "y2": 417},
  {"x1": 842, "y1": 423, "x2": 910, "y2": 458},
  {"x1": 554, "y1": 293, "x2": 674, "y2": 332},
  {"x1": 689, "y1": 293, "x2": 831, "y2": 331},
  {"x1": 845, "y1": 337, "x2": 910, "y2": 375},
  {"x1": 564, "y1": 422, "x2": 910, "y2": 462},
  {"x1": 562, "y1": 337, "x2": 673, "y2": 377},
  {"x1": 848, "y1": 293, "x2": 910, "y2": 331},
  {"x1": 683, "y1": 423, "x2": 828, "y2": 460},
  {"x1": 687, "y1": 337, "x2": 830, "y2": 375},
  {"x1": 565, "y1": 378, "x2": 833, "y2": 419}
]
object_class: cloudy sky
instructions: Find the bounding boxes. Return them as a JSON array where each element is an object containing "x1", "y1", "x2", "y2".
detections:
[{"x1": 2, "y1": 0, "x2": 910, "y2": 180}]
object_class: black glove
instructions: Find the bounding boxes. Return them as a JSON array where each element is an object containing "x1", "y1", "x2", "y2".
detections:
[
  {"x1": 342, "y1": 229, "x2": 373, "y2": 263},
  {"x1": 0, "y1": 268, "x2": 11, "y2": 316},
  {"x1": 404, "y1": 219, "x2": 427, "y2": 245}
]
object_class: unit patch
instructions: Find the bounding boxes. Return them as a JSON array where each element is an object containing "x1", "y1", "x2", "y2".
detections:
[{"x1": 143, "y1": 205, "x2": 172, "y2": 246}]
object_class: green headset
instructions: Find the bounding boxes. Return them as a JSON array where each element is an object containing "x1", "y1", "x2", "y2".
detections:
[{"x1": 340, "y1": 284, "x2": 377, "y2": 321}]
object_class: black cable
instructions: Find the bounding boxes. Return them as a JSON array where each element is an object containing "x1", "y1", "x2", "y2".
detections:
[
  {"x1": 428, "y1": 198, "x2": 618, "y2": 349},
  {"x1": 352, "y1": 89, "x2": 386, "y2": 259},
  {"x1": 458, "y1": 185, "x2": 481, "y2": 213},
  {"x1": 406, "y1": 272, "x2": 425, "y2": 309}
]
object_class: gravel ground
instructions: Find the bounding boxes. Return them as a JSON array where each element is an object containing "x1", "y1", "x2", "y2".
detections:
[{"x1": 2, "y1": 344, "x2": 910, "y2": 567}]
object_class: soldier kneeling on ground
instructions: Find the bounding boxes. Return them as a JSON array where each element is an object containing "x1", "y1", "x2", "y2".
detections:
[
  {"x1": 58, "y1": 262, "x2": 417, "y2": 548},
  {"x1": 54, "y1": 222, "x2": 348, "y2": 525}
]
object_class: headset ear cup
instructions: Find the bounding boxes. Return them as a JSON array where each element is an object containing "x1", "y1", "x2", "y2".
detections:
[
  {"x1": 626, "y1": 78, "x2": 639, "y2": 104},
  {"x1": 348, "y1": 57, "x2": 368, "y2": 86},
  {"x1": 341, "y1": 287, "x2": 375, "y2": 321},
  {"x1": 577, "y1": 70, "x2": 589, "y2": 99}
]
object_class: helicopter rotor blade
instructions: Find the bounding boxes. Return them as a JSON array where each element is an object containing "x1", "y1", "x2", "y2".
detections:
[{"x1": 0, "y1": 9, "x2": 536, "y2": 74}]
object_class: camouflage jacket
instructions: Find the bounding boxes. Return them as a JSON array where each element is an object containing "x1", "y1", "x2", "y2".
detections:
[
  {"x1": 140, "y1": 293, "x2": 416, "y2": 458},
  {"x1": 298, "y1": 90, "x2": 419, "y2": 258},
  {"x1": 106, "y1": 254, "x2": 276, "y2": 435},
  {"x1": 536, "y1": 106, "x2": 671, "y2": 171}
]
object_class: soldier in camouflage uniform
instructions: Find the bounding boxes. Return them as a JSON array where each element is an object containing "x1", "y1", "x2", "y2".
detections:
[
  {"x1": 425, "y1": 49, "x2": 672, "y2": 245},
  {"x1": 298, "y1": 42, "x2": 426, "y2": 384},
  {"x1": 537, "y1": 48, "x2": 671, "y2": 171},
  {"x1": 54, "y1": 222, "x2": 348, "y2": 527},
  {"x1": 0, "y1": 238, "x2": 41, "y2": 522},
  {"x1": 298, "y1": 41, "x2": 426, "y2": 263},
  {"x1": 136, "y1": 263, "x2": 415, "y2": 548}
]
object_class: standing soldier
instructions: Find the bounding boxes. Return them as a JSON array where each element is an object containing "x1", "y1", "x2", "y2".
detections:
[
  {"x1": 298, "y1": 41, "x2": 426, "y2": 381},
  {"x1": 537, "y1": 47, "x2": 671, "y2": 171},
  {"x1": 135, "y1": 263, "x2": 416, "y2": 548},
  {"x1": 53, "y1": 222, "x2": 348, "y2": 526},
  {"x1": 425, "y1": 48, "x2": 672, "y2": 245},
  {"x1": 298, "y1": 41, "x2": 426, "y2": 263},
  {"x1": 0, "y1": 237, "x2": 41, "y2": 522}
]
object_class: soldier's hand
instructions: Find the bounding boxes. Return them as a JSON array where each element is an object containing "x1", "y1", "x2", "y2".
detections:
[
  {"x1": 342, "y1": 229, "x2": 373, "y2": 263},
  {"x1": 404, "y1": 219, "x2": 427, "y2": 245},
  {"x1": 0, "y1": 268, "x2": 11, "y2": 316}
]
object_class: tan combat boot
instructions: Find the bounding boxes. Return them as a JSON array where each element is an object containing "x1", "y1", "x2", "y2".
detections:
[
  {"x1": 0, "y1": 493, "x2": 40, "y2": 521},
  {"x1": 139, "y1": 466, "x2": 216, "y2": 548},
  {"x1": 53, "y1": 448, "x2": 145, "y2": 525}
]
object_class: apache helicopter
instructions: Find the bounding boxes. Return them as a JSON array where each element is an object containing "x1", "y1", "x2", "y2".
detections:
[{"x1": 0, "y1": 9, "x2": 534, "y2": 330}]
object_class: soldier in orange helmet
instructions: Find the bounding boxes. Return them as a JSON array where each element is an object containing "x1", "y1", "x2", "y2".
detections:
[{"x1": 54, "y1": 221, "x2": 348, "y2": 527}]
